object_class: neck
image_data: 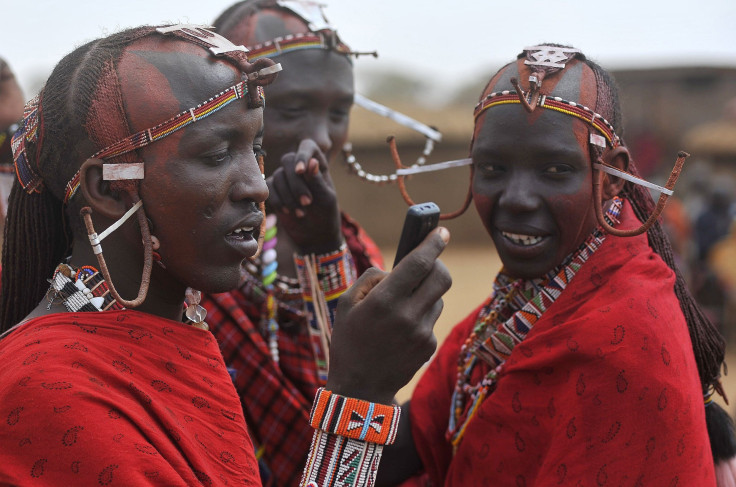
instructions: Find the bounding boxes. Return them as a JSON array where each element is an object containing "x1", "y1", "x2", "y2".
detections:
[{"x1": 62, "y1": 234, "x2": 187, "y2": 322}]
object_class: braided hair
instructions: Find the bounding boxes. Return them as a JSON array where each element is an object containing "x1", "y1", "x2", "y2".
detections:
[
  {"x1": 1, "y1": 27, "x2": 157, "y2": 332},
  {"x1": 1, "y1": 25, "x2": 277, "y2": 331},
  {"x1": 473, "y1": 45, "x2": 731, "y2": 462}
]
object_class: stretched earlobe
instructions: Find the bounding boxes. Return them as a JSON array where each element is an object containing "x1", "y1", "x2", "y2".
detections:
[
  {"x1": 600, "y1": 147, "x2": 630, "y2": 200},
  {"x1": 78, "y1": 158, "x2": 129, "y2": 219}
]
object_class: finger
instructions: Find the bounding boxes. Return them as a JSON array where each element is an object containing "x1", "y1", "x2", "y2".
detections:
[
  {"x1": 269, "y1": 169, "x2": 298, "y2": 213},
  {"x1": 411, "y1": 259, "x2": 452, "y2": 305},
  {"x1": 383, "y1": 227, "x2": 450, "y2": 296},
  {"x1": 339, "y1": 268, "x2": 387, "y2": 307},
  {"x1": 294, "y1": 139, "x2": 328, "y2": 176},
  {"x1": 265, "y1": 176, "x2": 284, "y2": 213},
  {"x1": 280, "y1": 152, "x2": 314, "y2": 209}
]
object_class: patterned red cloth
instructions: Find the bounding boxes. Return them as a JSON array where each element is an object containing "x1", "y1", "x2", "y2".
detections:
[
  {"x1": 409, "y1": 200, "x2": 716, "y2": 486},
  {"x1": 0, "y1": 310, "x2": 260, "y2": 486},
  {"x1": 202, "y1": 213, "x2": 383, "y2": 486}
]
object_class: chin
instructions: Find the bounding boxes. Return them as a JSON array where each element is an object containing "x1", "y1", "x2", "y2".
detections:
[{"x1": 189, "y1": 267, "x2": 244, "y2": 295}]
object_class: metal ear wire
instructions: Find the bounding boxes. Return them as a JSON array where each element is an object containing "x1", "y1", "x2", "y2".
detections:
[
  {"x1": 80, "y1": 190, "x2": 153, "y2": 308},
  {"x1": 593, "y1": 151, "x2": 689, "y2": 237},
  {"x1": 387, "y1": 136, "x2": 473, "y2": 220}
]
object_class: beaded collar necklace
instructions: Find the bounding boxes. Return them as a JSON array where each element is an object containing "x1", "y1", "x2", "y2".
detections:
[
  {"x1": 47, "y1": 262, "x2": 209, "y2": 330},
  {"x1": 447, "y1": 197, "x2": 623, "y2": 448}
]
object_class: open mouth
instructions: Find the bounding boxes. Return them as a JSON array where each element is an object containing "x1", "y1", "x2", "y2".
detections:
[
  {"x1": 227, "y1": 225, "x2": 256, "y2": 239},
  {"x1": 502, "y1": 231, "x2": 545, "y2": 247}
]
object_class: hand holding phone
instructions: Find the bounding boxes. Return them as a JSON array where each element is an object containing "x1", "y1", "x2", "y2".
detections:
[{"x1": 393, "y1": 202, "x2": 440, "y2": 268}]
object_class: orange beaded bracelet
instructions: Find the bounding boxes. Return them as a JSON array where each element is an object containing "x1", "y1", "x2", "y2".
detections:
[{"x1": 309, "y1": 387, "x2": 401, "y2": 445}]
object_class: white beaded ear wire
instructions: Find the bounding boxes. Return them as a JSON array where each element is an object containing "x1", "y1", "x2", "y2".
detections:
[{"x1": 341, "y1": 94, "x2": 442, "y2": 185}]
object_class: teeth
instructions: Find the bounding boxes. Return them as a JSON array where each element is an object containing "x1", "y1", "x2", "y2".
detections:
[
  {"x1": 232, "y1": 226, "x2": 254, "y2": 235},
  {"x1": 502, "y1": 231, "x2": 543, "y2": 246}
]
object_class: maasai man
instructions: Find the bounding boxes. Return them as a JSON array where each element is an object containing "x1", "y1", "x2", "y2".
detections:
[
  {"x1": 0, "y1": 24, "x2": 450, "y2": 486},
  {"x1": 201, "y1": 1, "x2": 402, "y2": 484},
  {"x1": 376, "y1": 45, "x2": 733, "y2": 486}
]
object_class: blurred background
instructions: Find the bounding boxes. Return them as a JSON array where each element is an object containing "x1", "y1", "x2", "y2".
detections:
[{"x1": 3, "y1": 0, "x2": 736, "y2": 404}]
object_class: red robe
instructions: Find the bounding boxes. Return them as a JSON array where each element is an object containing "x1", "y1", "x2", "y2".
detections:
[
  {"x1": 0, "y1": 310, "x2": 261, "y2": 486},
  {"x1": 201, "y1": 213, "x2": 384, "y2": 486},
  {"x1": 409, "y1": 201, "x2": 715, "y2": 486}
]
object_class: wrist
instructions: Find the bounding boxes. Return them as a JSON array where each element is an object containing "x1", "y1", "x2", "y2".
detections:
[{"x1": 310, "y1": 387, "x2": 401, "y2": 444}]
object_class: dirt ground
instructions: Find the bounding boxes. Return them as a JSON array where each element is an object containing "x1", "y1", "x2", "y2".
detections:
[{"x1": 386, "y1": 245, "x2": 736, "y2": 413}]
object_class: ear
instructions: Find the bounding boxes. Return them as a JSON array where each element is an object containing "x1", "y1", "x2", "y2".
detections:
[
  {"x1": 600, "y1": 146, "x2": 630, "y2": 200},
  {"x1": 78, "y1": 158, "x2": 130, "y2": 219}
]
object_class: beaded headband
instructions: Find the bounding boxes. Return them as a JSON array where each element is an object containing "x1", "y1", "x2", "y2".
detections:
[
  {"x1": 473, "y1": 90, "x2": 621, "y2": 149},
  {"x1": 63, "y1": 75, "x2": 275, "y2": 202},
  {"x1": 61, "y1": 25, "x2": 283, "y2": 203},
  {"x1": 242, "y1": 0, "x2": 372, "y2": 61}
]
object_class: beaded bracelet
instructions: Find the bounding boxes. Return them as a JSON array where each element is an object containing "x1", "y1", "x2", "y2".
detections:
[
  {"x1": 300, "y1": 429, "x2": 382, "y2": 487},
  {"x1": 309, "y1": 388, "x2": 401, "y2": 445}
]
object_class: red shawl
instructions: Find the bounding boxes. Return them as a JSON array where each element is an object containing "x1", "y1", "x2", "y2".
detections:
[
  {"x1": 201, "y1": 213, "x2": 383, "y2": 486},
  {"x1": 0, "y1": 310, "x2": 260, "y2": 486},
  {"x1": 409, "y1": 201, "x2": 715, "y2": 486}
]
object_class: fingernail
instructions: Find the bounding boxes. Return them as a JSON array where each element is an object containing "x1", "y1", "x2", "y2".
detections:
[
  {"x1": 309, "y1": 158, "x2": 320, "y2": 175},
  {"x1": 300, "y1": 195, "x2": 312, "y2": 206},
  {"x1": 295, "y1": 208, "x2": 305, "y2": 218},
  {"x1": 295, "y1": 161, "x2": 306, "y2": 174},
  {"x1": 438, "y1": 227, "x2": 450, "y2": 243},
  {"x1": 282, "y1": 207, "x2": 290, "y2": 215}
]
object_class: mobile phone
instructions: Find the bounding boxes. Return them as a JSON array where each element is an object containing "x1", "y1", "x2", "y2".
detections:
[{"x1": 393, "y1": 202, "x2": 440, "y2": 268}]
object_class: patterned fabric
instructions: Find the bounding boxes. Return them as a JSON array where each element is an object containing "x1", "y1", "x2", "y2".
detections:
[
  {"x1": 310, "y1": 388, "x2": 401, "y2": 444},
  {"x1": 448, "y1": 199, "x2": 620, "y2": 447},
  {"x1": 409, "y1": 199, "x2": 715, "y2": 486},
  {"x1": 300, "y1": 430, "x2": 382, "y2": 487},
  {"x1": 0, "y1": 310, "x2": 261, "y2": 485},
  {"x1": 202, "y1": 213, "x2": 383, "y2": 487}
]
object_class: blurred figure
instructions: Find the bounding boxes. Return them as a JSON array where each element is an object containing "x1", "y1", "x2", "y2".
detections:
[{"x1": 0, "y1": 57, "x2": 24, "y2": 220}]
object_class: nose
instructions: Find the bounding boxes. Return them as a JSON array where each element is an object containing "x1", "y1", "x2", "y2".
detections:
[
  {"x1": 497, "y1": 171, "x2": 540, "y2": 213},
  {"x1": 307, "y1": 117, "x2": 332, "y2": 155},
  {"x1": 231, "y1": 152, "x2": 269, "y2": 204}
]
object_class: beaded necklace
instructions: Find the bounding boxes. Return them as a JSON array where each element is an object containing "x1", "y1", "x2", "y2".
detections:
[
  {"x1": 46, "y1": 262, "x2": 209, "y2": 330},
  {"x1": 47, "y1": 263, "x2": 125, "y2": 312},
  {"x1": 447, "y1": 197, "x2": 622, "y2": 448},
  {"x1": 261, "y1": 213, "x2": 281, "y2": 364}
]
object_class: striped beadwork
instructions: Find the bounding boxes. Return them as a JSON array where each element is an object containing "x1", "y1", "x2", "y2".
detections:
[
  {"x1": 300, "y1": 429, "x2": 382, "y2": 487},
  {"x1": 246, "y1": 32, "x2": 349, "y2": 60},
  {"x1": 309, "y1": 387, "x2": 401, "y2": 445},
  {"x1": 473, "y1": 91, "x2": 620, "y2": 149},
  {"x1": 12, "y1": 95, "x2": 43, "y2": 194},
  {"x1": 64, "y1": 82, "x2": 263, "y2": 203},
  {"x1": 295, "y1": 244, "x2": 356, "y2": 382}
]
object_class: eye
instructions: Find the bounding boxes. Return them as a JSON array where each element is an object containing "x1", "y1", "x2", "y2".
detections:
[
  {"x1": 329, "y1": 107, "x2": 350, "y2": 123},
  {"x1": 544, "y1": 164, "x2": 574, "y2": 175},
  {"x1": 474, "y1": 160, "x2": 506, "y2": 176},
  {"x1": 277, "y1": 105, "x2": 306, "y2": 120},
  {"x1": 204, "y1": 149, "x2": 232, "y2": 166}
]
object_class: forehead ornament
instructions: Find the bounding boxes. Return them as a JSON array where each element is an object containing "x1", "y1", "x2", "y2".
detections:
[
  {"x1": 156, "y1": 24, "x2": 249, "y2": 55},
  {"x1": 512, "y1": 45, "x2": 582, "y2": 113}
]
